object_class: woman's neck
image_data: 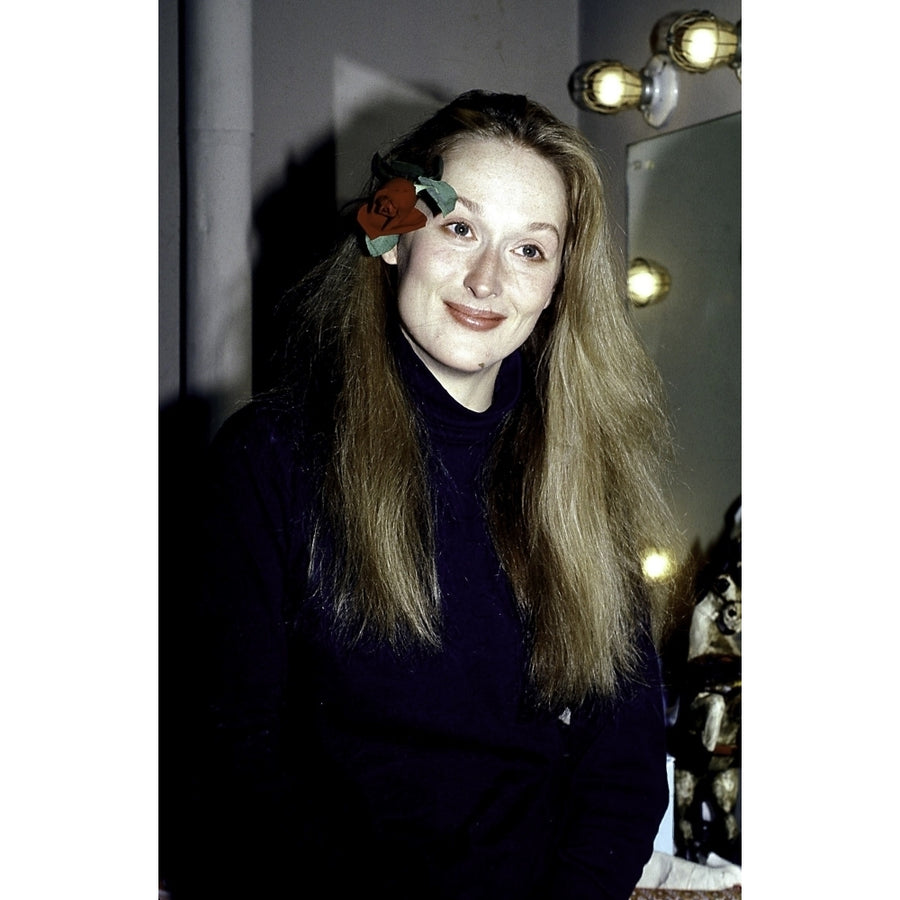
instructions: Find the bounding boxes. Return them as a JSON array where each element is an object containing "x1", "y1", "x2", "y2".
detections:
[{"x1": 400, "y1": 329, "x2": 499, "y2": 413}]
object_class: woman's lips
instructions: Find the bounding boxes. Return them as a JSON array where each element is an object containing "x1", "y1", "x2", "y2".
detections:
[{"x1": 444, "y1": 301, "x2": 506, "y2": 331}]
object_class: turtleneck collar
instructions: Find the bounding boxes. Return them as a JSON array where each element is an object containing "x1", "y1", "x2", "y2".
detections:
[{"x1": 388, "y1": 315, "x2": 522, "y2": 446}]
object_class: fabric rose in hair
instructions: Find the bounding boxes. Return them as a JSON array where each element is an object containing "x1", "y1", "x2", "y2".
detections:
[
  {"x1": 356, "y1": 156, "x2": 457, "y2": 257},
  {"x1": 357, "y1": 177, "x2": 427, "y2": 241}
]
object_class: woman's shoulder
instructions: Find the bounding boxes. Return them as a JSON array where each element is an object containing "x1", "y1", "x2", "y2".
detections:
[
  {"x1": 208, "y1": 392, "x2": 330, "y2": 489},
  {"x1": 214, "y1": 391, "x2": 324, "y2": 452},
  {"x1": 214, "y1": 394, "x2": 294, "y2": 441}
]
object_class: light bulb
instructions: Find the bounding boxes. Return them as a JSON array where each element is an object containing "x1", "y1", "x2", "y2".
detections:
[
  {"x1": 628, "y1": 257, "x2": 671, "y2": 306},
  {"x1": 596, "y1": 69, "x2": 627, "y2": 107},
  {"x1": 629, "y1": 271, "x2": 659, "y2": 303},
  {"x1": 681, "y1": 22, "x2": 718, "y2": 67},
  {"x1": 569, "y1": 60, "x2": 643, "y2": 114},
  {"x1": 667, "y1": 11, "x2": 739, "y2": 73},
  {"x1": 568, "y1": 55, "x2": 678, "y2": 127},
  {"x1": 642, "y1": 550, "x2": 674, "y2": 581}
]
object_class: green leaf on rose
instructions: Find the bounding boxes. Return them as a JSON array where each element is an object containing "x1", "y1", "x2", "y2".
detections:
[
  {"x1": 416, "y1": 177, "x2": 457, "y2": 216},
  {"x1": 365, "y1": 233, "x2": 400, "y2": 257}
]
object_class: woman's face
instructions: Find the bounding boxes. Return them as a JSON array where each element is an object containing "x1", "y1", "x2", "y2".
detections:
[{"x1": 384, "y1": 137, "x2": 568, "y2": 411}]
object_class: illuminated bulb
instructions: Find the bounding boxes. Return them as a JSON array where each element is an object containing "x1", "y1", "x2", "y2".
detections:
[
  {"x1": 596, "y1": 69, "x2": 627, "y2": 107},
  {"x1": 569, "y1": 60, "x2": 644, "y2": 114},
  {"x1": 642, "y1": 550, "x2": 674, "y2": 581},
  {"x1": 667, "y1": 11, "x2": 740, "y2": 73},
  {"x1": 682, "y1": 23, "x2": 718, "y2": 67},
  {"x1": 628, "y1": 258, "x2": 671, "y2": 306},
  {"x1": 629, "y1": 271, "x2": 659, "y2": 303},
  {"x1": 568, "y1": 55, "x2": 678, "y2": 127}
]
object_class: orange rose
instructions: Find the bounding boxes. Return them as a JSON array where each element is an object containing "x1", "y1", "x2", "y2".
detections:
[{"x1": 357, "y1": 177, "x2": 427, "y2": 239}]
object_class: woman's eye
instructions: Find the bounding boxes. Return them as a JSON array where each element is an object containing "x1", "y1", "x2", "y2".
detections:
[
  {"x1": 448, "y1": 222, "x2": 471, "y2": 237},
  {"x1": 519, "y1": 244, "x2": 543, "y2": 260}
]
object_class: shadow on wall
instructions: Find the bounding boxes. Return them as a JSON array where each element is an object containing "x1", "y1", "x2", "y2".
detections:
[
  {"x1": 160, "y1": 91, "x2": 450, "y2": 536},
  {"x1": 158, "y1": 128, "x2": 341, "y2": 896},
  {"x1": 251, "y1": 134, "x2": 339, "y2": 395},
  {"x1": 252, "y1": 91, "x2": 447, "y2": 395},
  {"x1": 158, "y1": 95, "x2": 446, "y2": 896}
]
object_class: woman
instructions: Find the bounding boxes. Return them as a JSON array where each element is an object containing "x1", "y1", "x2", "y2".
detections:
[{"x1": 177, "y1": 90, "x2": 678, "y2": 900}]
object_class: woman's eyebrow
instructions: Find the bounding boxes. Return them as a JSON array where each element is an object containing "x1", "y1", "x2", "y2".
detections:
[
  {"x1": 453, "y1": 195, "x2": 483, "y2": 216},
  {"x1": 528, "y1": 222, "x2": 561, "y2": 241},
  {"x1": 454, "y1": 195, "x2": 561, "y2": 242}
]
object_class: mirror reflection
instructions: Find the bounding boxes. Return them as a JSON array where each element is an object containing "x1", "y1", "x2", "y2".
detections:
[
  {"x1": 627, "y1": 112, "x2": 741, "y2": 564},
  {"x1": 627, "y1": 111, "x2": 742, "y2": 869}
]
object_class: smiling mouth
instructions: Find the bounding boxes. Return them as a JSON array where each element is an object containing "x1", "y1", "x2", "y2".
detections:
[{"x1": 444, "y1": 301, "x2": 507, "y2": 332}]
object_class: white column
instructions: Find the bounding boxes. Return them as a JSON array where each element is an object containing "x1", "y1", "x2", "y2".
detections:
[{"x1": 183, "y1": 0, "x2": 253, "y2": 431}]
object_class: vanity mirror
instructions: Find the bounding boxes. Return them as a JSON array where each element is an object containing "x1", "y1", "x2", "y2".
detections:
[{"x1": 627, "y1": 112, "x2": 741, "y2": 564}]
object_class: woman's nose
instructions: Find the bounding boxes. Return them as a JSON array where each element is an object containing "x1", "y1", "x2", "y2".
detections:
[{"x1": 464, "y1": 247, "x2": 503, "y2": 299}]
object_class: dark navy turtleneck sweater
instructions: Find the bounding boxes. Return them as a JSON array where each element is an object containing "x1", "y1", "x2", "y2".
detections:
[{"x1": 174, "y1": 332, "x2": 668, "y2": 900}]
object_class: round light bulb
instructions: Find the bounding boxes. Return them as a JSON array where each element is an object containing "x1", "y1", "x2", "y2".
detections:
[
  {"x1": 667, "y1": 11, "x2": 739, "y2": 73},
  {"x1": 627, "y1": 257, "x2": 671, "y2": 306},
  {"x1": 596, "y1": 69, "x2": 626, "y2": 107},
  {"x1": 642, "y1": 550, "x2": 674, "y2": 581},
  {"x1": 629, "y1": 270, "x2": 658, "y2": 304},
  {"x1": 682, "y1": 23, "x2": 718, "y2": 67},
  {"x1": 569, "y1": 61, "x2": 644, "y2": 114}
]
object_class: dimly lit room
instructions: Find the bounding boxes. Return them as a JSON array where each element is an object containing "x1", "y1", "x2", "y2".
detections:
[
  {"x1": 8, "y1": 3, "x2": 897, "y2": 897},
  {"x1": 159, "y1": 2, "x2": 741, "y2": 897}
]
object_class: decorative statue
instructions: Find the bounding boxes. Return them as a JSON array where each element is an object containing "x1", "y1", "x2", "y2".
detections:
[{"x1": 670, "y1": 498, "x2": 741, "y2": 866}]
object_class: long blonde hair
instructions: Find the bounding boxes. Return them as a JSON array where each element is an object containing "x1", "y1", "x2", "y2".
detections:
[{"x1": 281, "y1": 91, "x2": 678, "y2": 707}]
